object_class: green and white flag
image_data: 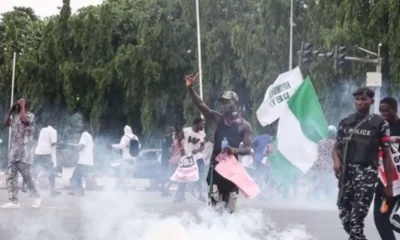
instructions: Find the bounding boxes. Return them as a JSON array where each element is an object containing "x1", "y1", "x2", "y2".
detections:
[
  {"x1": 256, "y1": 67, "x2": 304, "y2": 126},
  {"x1": 268, "y1": 76, "x2": 328, "y2": 184}
]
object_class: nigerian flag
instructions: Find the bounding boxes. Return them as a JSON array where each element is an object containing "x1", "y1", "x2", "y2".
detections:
[{"x1": 268, "y1": 76, "x2": 328, "y2": 185}]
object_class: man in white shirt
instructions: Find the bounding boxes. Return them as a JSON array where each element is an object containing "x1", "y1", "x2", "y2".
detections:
[
  {"x1": 68, "y1": 123, "x2": 94, "y2": 196},
  {"x1": 108, "y1": 125, "x2": 140, "y2": 189},
  {"x1": 32, "y1": 122, "x2": 60, "y2": 196},
  {"x1": 174, "y1": 117, "x2": 206, "y2": 202}
]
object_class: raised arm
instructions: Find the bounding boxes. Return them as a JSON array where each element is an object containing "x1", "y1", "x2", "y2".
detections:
[{"x1": 186, "y1": 74, "x2": 221, "y2": 123}]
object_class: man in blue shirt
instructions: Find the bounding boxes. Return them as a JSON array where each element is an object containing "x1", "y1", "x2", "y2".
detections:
[
  {"x1": 253, "y1": 133, "x2": 273, "y2": 168},
  {"x1": 252, "y1": 131, "x2": 274, "y2": 198}
]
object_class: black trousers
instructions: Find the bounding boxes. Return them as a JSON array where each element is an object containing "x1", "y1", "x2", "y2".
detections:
[
  {"x1": 70, "y1": 164, "x2": 89, "y2": 193},
  {"x1": 161, "y1": 156, "x2": 170, "y2": 177},
  {"x1": 206, "y1": 159, "x2": 239, "y2": 206},
  {"x1": 373, "y1": 181, "x2": 400, "y2": 240},
  {"x1": 32, "y1": 154, "x2": 56, "y2": 192}
]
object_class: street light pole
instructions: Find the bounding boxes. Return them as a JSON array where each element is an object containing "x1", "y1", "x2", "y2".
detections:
[
  {"x1": 374, "y1": 44, "x2": 382, "y2": 114},
  {"x1": 195, "y1": 0, "x2": 203, "y2": 100},
  {"x1": 289, "y1": 0, "x2": 294, "y2": 70},
  {"x1": 8, "y1": 52, "x2": 17, "y2": 150}
]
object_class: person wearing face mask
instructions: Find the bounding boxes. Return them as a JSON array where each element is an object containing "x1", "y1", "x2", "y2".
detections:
[
  {"x1": 333, "y1": 88, "x2": 393, "y2": 240},
  {"x1": 186, "y1": 74, "x2": 252, "y2": 213},
  {"x1": 2, "y1": 98, "x2": 41, "y2": 208}
]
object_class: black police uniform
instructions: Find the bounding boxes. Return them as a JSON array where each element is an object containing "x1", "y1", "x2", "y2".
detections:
[{"x1": 336, "y1": 112, "x2": 390, "y2": 240}]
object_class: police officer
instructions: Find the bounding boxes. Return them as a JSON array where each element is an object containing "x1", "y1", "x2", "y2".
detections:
[{"x1": 332, "y1": 87, "x2": 393, "y2": 240}]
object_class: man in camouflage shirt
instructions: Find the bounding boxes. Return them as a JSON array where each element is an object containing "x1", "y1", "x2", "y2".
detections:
[{"x1": 2, "y1": 98, "x2": 41, "y2": 208}]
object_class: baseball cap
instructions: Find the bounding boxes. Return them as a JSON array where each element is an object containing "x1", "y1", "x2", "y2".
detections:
[
  {"x1": 219, "y1": 91, "x2": 239, "y2": 102},
  {"x1": 352, "y1": 87, "x2": 375, "y2": 98}
]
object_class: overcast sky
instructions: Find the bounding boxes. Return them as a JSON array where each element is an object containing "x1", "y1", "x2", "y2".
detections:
[{"x1": 0, "y1": 0, "x2": 104, "y2": 17}]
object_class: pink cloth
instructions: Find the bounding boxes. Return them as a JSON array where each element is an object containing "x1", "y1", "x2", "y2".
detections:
[
  {"x1": 215, "y1": 153, "x2": 260, "y2": 199},
  {"x1": 169, "y1": 140, "x2": 182, "y2": 164}
]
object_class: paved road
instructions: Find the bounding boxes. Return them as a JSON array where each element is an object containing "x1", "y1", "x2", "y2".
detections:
[{"x1": 0, "y1": 190, "x2": 394, "y2": 240}]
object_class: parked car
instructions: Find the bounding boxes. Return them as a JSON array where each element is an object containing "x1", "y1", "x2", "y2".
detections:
[{"x1": 132, "y1": 148, "x2": 163, "y2": 179}]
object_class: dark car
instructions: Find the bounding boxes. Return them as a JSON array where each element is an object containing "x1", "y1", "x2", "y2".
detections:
[{"x1": 132, "y1": 148, "x2": 163, "y2": 179}]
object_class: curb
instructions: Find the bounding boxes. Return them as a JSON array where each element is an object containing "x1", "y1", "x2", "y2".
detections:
[{"x1": 0, "y1": 173, "x2": 178, "y2": 191}]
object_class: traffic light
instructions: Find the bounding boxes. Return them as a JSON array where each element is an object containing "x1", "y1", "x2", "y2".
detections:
[
  {"x1": 334, "y1": 45, "x2": 347, "y2": 71},
  {"x1": 298, "y1": 42, "x2": 319, "y2": 65}
]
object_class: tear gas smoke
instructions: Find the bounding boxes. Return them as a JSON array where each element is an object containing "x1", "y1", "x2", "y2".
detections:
[
  {"x1": 326, "y1": 77, "x2": 391, "y2": 127},
  {"x1": 57, "y1": 191, "x2": 319, "y2": 240},
  {"x1": 4, "y1": 77, "x2": 391, "y2": 240}
]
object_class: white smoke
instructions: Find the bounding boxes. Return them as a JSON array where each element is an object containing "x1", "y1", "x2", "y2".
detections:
[
  {"x1": 79, "y1": 191, "x2": 316, "y2": 240},
  {"x1": 327, "y1": 77, "x2": 391, "y2": 126}
]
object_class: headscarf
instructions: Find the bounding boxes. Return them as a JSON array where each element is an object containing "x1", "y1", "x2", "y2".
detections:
[{"x1": 124, "y1": 125, "x2": 135, "y2": 139}]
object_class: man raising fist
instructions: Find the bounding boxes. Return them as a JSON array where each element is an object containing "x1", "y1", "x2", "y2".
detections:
[
  {"x1": 2, "y1": 98, "x2": 41, "y2": 208},
  {"x1": 186, "y1": 74, "x2": 252, "y2": 213}
]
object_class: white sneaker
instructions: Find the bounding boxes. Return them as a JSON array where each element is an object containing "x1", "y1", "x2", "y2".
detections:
[
  {"x1": 1, "y1": 201, "x2": 20, "y2": 209},
  {"x1": 31, "y1": 198, "x2": 42, "y2": 208}
]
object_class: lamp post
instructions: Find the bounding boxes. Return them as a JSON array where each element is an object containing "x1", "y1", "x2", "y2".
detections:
[
  {"x1": 8, "y1": 52, "x2": 17, "y2": 150},
  {"x1": 289, "y1": 0, "x2": 294, "y2": 70},
  {"x1": 195, "y1": 0, "x2": 203, "y2": 100}
]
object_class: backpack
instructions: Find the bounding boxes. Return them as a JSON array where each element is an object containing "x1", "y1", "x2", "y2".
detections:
[{"x1": 129, "y1": 138, "x2": 140, "y2": 157}]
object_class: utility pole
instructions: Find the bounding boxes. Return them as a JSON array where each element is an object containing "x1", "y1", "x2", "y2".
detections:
[
  {"x1": 195, "y1": 0, "x2": 203, "y2": 101},
  {"x1": 8, "y1": 52, "x2": 17, "y2": 150},
  {"x1": 195, "y1": 0, "x2": 204, "y2": 120},
  {"x1": 289, "y1": 0, "x2": 294, "y2": 70}
]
